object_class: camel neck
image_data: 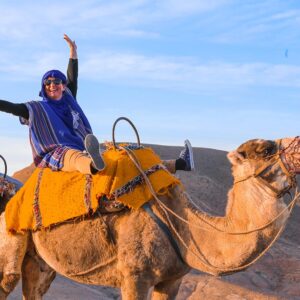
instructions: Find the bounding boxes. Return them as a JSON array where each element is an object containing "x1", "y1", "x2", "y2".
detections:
[{"x1": 161, "y1": 185, "x2": 286, "y2": 275}]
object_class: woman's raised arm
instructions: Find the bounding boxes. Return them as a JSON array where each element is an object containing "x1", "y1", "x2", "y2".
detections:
[{"x1": 64, "y1": 34, "x2": 78, "y2": 98}]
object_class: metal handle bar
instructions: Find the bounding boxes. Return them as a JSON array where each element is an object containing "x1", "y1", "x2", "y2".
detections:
[
  {"x1": 112, "y1": 117, "x2": 140, "y2": 149},
  {"x1": 0, "y1": 155, "x2": 7, "y2": 178}
]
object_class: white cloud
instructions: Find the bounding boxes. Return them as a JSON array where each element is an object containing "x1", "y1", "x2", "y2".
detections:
[
  {"x1": 207, "y1": 2, "x2": 300, "y2": 44},
  {"x1": 1, "y1": 49, "x2": 300, "y2": 92},
  {"x1": 268, "y1": 10, "x2": 300, "y2": 21},
  {"x1": 79, "y1": 51, "x2": 300, "y2": 91},
  {"x1": 0, "y1": 52, "x2": 66, "y2": 81},
  {"x1": 0, "y1": 0, "x2": 230, "y2": 43},
  {"x1": 154, "y1": 0, "x2": 229, "y2": 17},
  {"x1": 0, "y1": 0, "x2": 298, "y2": 51}
]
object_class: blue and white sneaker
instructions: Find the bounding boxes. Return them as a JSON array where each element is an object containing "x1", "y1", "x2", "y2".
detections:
[
  {"x1": 84, "y1": 134, "x2": 105, "y2": 171},
  {"x1": 179, "y1": 139, "x2": 195, "y2": 171}
]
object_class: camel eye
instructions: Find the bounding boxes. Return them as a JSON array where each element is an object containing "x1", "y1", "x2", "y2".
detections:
[
  {"x1": 263, "y1": 148, "x2": 272, "y2": 157},
  {"x1": 238, "y1": 151, "x2": 246, "y2": 158}
]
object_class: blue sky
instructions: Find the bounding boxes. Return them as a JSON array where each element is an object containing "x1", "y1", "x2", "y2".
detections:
[{"x1": 1, "y1": 0, "x2": 300, "y2": 173}]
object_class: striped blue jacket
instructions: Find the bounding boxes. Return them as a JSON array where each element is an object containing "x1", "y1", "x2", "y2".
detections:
[{"x1": 20, "y1": 100, "x2": 92, "y2": 171}]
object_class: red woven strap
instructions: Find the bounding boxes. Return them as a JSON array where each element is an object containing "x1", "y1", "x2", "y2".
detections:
[{"x1": 280, "y1": 137, "x2": 300, "y2": 174}]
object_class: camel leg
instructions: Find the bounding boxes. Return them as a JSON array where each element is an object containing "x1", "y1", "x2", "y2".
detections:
[
  {"x1": 0, "y1": 274, "x2": 20, "y2": 300},
  {"x1": 0, "y1": 287, "x2": 9, "y2": 300},
  {"x1": 151, "y1": 278, "x2": 182, "y2": 300},
  {"x1": 121, "y1": 278, "x2": 151, "y2": 300},
  {"x1": 0, "y1": 215, "x2": 28, "y2": 297},
  {"x1": 22, "y1": 247, "x2": 56, "y2": 300}
]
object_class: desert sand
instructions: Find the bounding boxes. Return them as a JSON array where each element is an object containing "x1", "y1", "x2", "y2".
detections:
[{"x1": 8, "y1": 144, "x2": 300, "y2": 299}]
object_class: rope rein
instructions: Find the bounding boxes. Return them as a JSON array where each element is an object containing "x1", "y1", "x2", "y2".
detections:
[
  {"x1": 122, "y1": 146, "x2": 299, "y2": 235},
  {"x1": 187, "y1": 188, "x2": 300, "y2": 234},
  {"x1": 120, "y1": 144, "x2": 299, "y2": 273}
]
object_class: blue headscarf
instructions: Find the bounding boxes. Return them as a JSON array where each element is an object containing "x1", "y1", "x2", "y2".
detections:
[{"x1": 40, "y1": 69, "x2": 92, "y2": 135}]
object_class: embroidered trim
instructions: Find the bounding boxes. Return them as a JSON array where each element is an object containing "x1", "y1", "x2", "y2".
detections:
[
  {"x1": 84, "y1": 174, "x2": 92, "y2": 212},
  {"x1": 33, "y1": 168, "x2": 44, "y2": 229},
  {"x1": 111, "y1": 164, "x2": 167, "y2": 200},
  {"x1": 104, "y1": 142, "x2": 144, "y2": 151},
  {"x1": 99, "y1": 196, "x2": 125, "y2": 212},
  {"x1": 124, "y1": 144, "x2": 144, "y2": 150}
]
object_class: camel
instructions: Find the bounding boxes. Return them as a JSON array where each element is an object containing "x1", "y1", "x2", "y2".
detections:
[{"x1": 0, "y1": 137, "x2": 298, "y2": 299}]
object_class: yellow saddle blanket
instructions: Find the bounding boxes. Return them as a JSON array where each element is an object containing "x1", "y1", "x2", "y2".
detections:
[{"x1": 5, "y1": 147, "x2": 180, "y2": 233}]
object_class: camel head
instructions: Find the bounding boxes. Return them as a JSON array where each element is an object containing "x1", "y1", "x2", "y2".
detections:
[{"x1": 227, "y1": 139, "x2": 295, "y2": 197}]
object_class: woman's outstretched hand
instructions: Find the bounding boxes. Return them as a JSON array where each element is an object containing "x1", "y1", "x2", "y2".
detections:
[{"x1": 64, "y1": 34, "x2": 77, "y2": 59}]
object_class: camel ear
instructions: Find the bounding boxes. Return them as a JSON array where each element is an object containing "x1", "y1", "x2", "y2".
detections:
[{"x1": 227, "y1": 150, "x2": 245, "y2": 165}]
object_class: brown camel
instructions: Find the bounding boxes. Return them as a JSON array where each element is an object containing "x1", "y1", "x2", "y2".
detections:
[{"x1": 0, "y1": 138, "x2": 298, "y2": 299}]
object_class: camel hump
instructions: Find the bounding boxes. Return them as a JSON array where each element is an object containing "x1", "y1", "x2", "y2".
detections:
[{"x1": 12, "y1": 163, "x2": 36, "y2": 184}]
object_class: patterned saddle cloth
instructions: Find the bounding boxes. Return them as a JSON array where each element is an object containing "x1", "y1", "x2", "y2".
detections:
[{"x1": 5, "y1": 146, "x2": 180, "y2": 233}]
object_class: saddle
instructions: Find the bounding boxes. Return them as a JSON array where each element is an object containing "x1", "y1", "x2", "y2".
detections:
[{"x1": 5, "y1": 146, "x2": 180, "y2": 233}]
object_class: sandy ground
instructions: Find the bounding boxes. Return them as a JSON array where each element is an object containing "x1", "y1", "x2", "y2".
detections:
[{"x1": 8, "y1": 144, "x2": 300, "y2": 299}]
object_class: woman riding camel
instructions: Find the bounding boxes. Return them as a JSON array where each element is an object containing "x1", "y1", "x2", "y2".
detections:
[{"x1": 0, "y1": 34, "x2": 194, "y2": 175}]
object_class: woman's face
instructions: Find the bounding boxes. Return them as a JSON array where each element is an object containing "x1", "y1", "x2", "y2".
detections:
[{"x1": 44, "y1": 77, "x2": 65, "y2": 100}]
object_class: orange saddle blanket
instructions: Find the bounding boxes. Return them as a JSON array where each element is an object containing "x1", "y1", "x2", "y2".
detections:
[{"x1": 5, "y1": 146, "x2": 180, "y2": 233}]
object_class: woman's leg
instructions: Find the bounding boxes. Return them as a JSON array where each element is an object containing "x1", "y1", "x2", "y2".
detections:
[
  {"x1": 62, "y1": 138, "x2": 194, "y2": 175},
  {"x1": 162, "y1": 158, "x2": 189, "y2": 174},
  {"x1": 62, "y1": 134, "x2": 105, "y2": 174},
  {"x1": 61, "y1": 149, "x2": 93, "y2": 174},
  {"x1": 163, "y1": 139, "x2": 195, "y2": 173}
]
